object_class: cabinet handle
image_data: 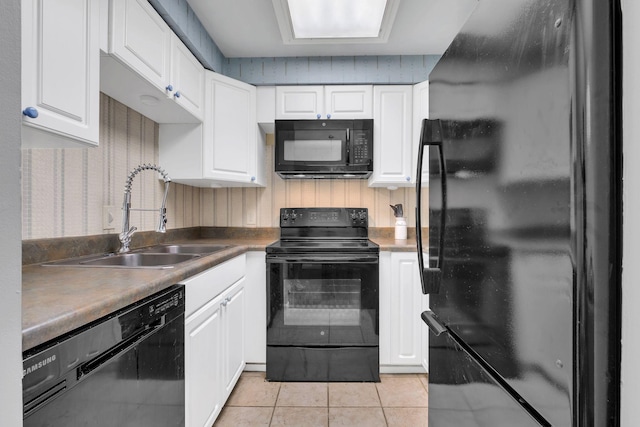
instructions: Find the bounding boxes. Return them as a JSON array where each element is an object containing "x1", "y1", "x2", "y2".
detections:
[
  {"x1": 174, "y1": 91, "x2": 181, "y2": 99},
  {"x1": 221, "y1": 300, "x2": 227, "y2": 307},
  {"x1": 22, "y1": 107, "x2": 38, "y2": 119},
  {"x1": 251, "y1": 176, "x2": 256, "y2": 182},
  {"x1": 405, "y1": 176, "x2": 411, "y2": 181},
  {"x1": 326, "y1": 114, "x2": 331, "y2": 119},
  {"x1": 316, "y1": 114, "x2": 321, "y2": 119},
  {"x1": 165, "y1": 84, "x2": 173, "y2": 92}
]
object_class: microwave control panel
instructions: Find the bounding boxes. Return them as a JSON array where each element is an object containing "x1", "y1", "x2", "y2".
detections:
[{"x1": 351, "y1": 130, "x2": 371, "y2": 165}]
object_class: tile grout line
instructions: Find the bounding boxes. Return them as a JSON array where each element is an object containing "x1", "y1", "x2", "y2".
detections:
[
  {"x1": 375, "y1": 379, "x2": 390, "y2": 427},
  {"x1": 268, "y1": 381, "x2": 281, "y2": 426}
]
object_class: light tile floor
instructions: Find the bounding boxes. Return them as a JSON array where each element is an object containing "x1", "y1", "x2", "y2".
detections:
[{"x1": 214, "y1": 372, "x2": 429, "y2": 427}]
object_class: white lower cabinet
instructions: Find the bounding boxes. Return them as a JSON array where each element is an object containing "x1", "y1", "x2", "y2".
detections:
[
  {"x1": 222, "y1": 282, "x2": 245, "y2": 397},
  {"x1": 182, "y1": 255, "x2": 246, "y2": 427},
  {"x1": 243, "y1": 251, "x2": 267, "y2": 370},
  {"x1": 185, "y1": 292, "x2": 223, "y2": 427},
  {"x1": 379, "y1": 251, "x2": 429, "y2": 372}
]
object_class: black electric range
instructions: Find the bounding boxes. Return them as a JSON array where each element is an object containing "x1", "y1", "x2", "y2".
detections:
[{"x1": 265, "y1": 208, "x2": 380, "y2": 382}]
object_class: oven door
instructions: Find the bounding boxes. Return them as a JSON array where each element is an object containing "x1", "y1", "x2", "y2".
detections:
[{"x1": 266, "y1": 253, "x2": 379, "y2": 347}]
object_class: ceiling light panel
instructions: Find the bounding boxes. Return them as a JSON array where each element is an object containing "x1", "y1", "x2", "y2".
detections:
[
  {"x1": 272, "y1": 0, "x2": 401, "y2": 45},
  {"x1": 288, "y1": 0, "x2": 387, "y2": 39}
]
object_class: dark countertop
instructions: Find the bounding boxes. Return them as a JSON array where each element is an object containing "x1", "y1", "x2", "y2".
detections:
[
  {"x1": 22, "y1": 233, "x2": 418, "y2": 352},
  {"x1": 371, "y1": 237, "x2": 418, "y2": 252},
  {"x1": 22, "y1": 237, "x2": 274, "y2": 352}
]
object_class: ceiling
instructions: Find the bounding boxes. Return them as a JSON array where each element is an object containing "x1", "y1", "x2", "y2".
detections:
[{"x1": 186, "y1": 0, "x2": 479, "y2": 58}]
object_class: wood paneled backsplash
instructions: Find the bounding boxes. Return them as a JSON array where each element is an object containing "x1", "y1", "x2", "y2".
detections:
[
  {"x1": 201, "y1": 135, "x2": 424, "y2": 228},
  {"x1": 22, "y1": 94, "x2": 202, "y2": 239},
  {"x1": 22, "y1": 95, "x2": 424, "y2": 239}
]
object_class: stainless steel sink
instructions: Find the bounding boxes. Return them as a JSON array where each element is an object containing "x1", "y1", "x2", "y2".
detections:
[
  {"x1": 43, "y1": 252, "x2": 201, "y2": 269},
  {"x1": 138, "y1": 244, "x2": 230, "y2": 255},
  {"x1": 42, "y1": 243, "x2": 231, "y2": 269},
  {"x1": 81, "y1": 253, "x2": 200, "y2": 267}
]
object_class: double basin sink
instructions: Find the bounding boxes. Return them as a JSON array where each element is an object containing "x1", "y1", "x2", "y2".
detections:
[{"x1": 44, "y1": 244, "x2": 230, "y2": 269}]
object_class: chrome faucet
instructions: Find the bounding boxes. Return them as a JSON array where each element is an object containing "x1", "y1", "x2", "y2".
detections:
[{"x1": 119, "y1": 164, "x2": 171, "y2": 253}]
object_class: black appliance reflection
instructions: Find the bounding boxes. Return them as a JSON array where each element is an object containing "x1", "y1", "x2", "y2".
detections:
[
  {"x1": 267, "y1": 256, "x2": 379, "y2": 382},
  {"x1": 427, "y1": 114, "x2": 574, "y2": 426}
]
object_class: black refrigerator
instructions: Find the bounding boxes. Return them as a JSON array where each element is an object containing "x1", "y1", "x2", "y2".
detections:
[{"x1": 415, "y1": 0, "x2": 622, "y2": 426}]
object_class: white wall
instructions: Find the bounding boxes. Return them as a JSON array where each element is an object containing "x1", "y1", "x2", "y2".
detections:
[
  {"x1": 621, "y1": 1, "x2": 639, "y2": 425},
  {"x1": 0, "y1": 0, "x2": 24, "y2": 425}
]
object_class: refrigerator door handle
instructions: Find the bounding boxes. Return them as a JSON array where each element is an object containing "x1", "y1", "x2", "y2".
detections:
[
  {"x1": 421, "y1": 310, "x2": 447, "y2": 336},
  {"x1": 416, "y1": 118, "x2": 447, "y2": 294}
]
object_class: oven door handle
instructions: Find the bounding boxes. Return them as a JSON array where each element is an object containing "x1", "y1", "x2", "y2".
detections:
[{"x1": 266, "y1": 254, "x2": 379, "y2": 264}]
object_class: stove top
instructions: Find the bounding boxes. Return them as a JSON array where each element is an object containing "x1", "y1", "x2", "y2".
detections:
[
  {"x1": 267, "y1": 208, "x2": 378, "y2": 254},
  {"x1": 266, "y1": 238, "x2": 379, "y2": 254}
]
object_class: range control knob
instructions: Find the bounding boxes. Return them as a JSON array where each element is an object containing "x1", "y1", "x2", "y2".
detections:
[{"x1": 358, "y1": 211, "x2": 367, "y2": 220}]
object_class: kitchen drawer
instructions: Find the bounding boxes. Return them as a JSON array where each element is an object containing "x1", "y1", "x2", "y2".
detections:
[{"x1": 181, "y1": 254, "x2": 246, "y2": 317}]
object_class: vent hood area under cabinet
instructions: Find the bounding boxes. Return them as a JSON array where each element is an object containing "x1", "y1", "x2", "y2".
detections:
[{"x1": 99, "y1": 0, "x2": 204, "y2": 124}]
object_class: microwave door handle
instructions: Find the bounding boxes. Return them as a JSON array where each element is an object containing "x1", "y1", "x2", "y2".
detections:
[{"x1": 416, "y1": 118, "x2": 446, "y2": 295}]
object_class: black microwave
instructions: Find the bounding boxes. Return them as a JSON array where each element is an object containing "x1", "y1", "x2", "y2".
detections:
[{"x1": 275, "y1": 119, "x2": 373, "y2": 179}]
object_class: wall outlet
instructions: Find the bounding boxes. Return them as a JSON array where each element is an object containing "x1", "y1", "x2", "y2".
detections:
[{"x1": 103, "y1": 205, "x2": 118, "y2": 231}]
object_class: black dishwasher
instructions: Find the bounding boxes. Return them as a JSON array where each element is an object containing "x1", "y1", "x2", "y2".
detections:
[{"x1": 23, "y1": 285, "x2": 185, "y2": 427}]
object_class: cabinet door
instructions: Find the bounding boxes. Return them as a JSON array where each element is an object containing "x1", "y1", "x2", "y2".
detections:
[
  {"x1": 185, "y1": 297, "x2": 223, "y2": 427},
  {"x1": 389, "y1": 252, "x2": 425, "y2": 366},
  {"x1": 413, "y1": 80, "x2": 430, "y2": 185},
  {"x1": 325, "y1": 85, "x2": 373, "y2": 119},
  {"x1": 368, "y1": 86, "x2": 413, "y2": 188},
  {"x1": 22, "y1": 0, "x2": 99, "y2": 147},
  {"x1": 204, "y1": 72, "x2": 258, "y2": 184},
  {"x1": 244, "y1": 252, "x2": 267, "y2": 365},
  {"x1": 170, "y1": 34, "x2": 204, "y2": 120},
  {"x1": 275, "y1": 86, "x2": 324, "y2": 119},
  {"x1": 110, "y1": 0, "x2": 172, "y2": 92},
  {"x1": 222, "y1": 280, "x2": 246, "y2": 399}
]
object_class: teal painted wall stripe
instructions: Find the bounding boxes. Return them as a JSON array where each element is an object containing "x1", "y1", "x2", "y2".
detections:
[
  {"x1": 222, "y1": 55, "x2": 440, "y2": 85},
  {"x1": 147, "y1": 0, "x2": 440, "y2": 84},
  {"x1": 148, "y1": 0, "x2": 225, "y2": 72}
]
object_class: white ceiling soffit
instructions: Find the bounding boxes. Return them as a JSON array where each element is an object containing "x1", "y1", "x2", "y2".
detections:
[
  {"x1": 272, "y1": 0, "x2": 401, "y2": 45},
  {"x1": 186, "y1": 0, "x2": 479, "y2": 58}
]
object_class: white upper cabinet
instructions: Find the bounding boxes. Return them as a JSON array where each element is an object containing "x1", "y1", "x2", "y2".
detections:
[
  {"x1": 159, "y1": 71, "x2": 265, "y2": 187},
  {"x1": 203, "y1": 72, "x2": 261, "y2": 185},
  {"x1": 275, "y1": 85, "x2": 373, "y2": 120},
  {"x1": 22, "y1": 0, "x2": 100, "y2": 148},
  {"x1": 276, "y1": 86, "x2": 323, "y2": 119},
  {"x1": 368, "y1": 86, "x2": 413, "y2": 188},
  {"x1": 109, "y1": 0, "x2": 171, "y2": 91},
  {"x1": 413, "y1": 80, "x2": 430, "y2": 185},
  {"x1": 256, "y1": 86, "x2": 276, "y2": 133},
  {"x1": 102, "y1": 0, "x2": 203, "y2": 123},
  {"x1": 324, "y1": 86, "x2": 373, "y2": 119},
  {"x1": 168, "y1": 34, "x2": 205, "y2": 120}
]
